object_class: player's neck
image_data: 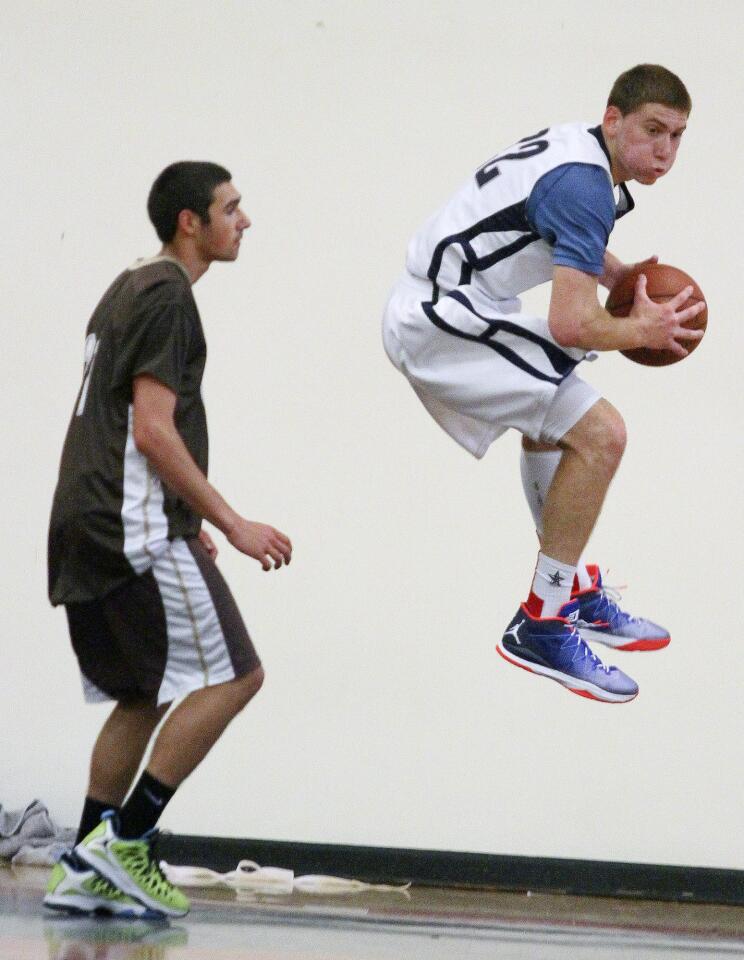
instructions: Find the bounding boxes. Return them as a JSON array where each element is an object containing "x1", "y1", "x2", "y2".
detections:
[
  {"x1": 600, "y1": 123, "x2": 626, "y2": 186},
  {"x1": 159, "y1": 242, "x2": 210, "y2": 286}
]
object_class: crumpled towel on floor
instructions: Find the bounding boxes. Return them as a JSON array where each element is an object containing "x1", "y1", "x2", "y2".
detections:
[{"x1": 0, "y1": 799, "x2": 75, "y2": 866}]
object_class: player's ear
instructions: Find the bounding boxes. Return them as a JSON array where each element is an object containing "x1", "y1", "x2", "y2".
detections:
[
  {"x1": 176, "y1": 208, "x2": 200, "y2": 238},
  {"x1": 603, "y1": 104, "x2": 623, "y2": 135}
]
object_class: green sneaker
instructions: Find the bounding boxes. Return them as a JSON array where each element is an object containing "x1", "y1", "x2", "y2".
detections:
[
  {"x1": 43, "y1": 852, "x2": 156, "y2": 917},
  {"x1": 76, "y1": 812, "x2": 190, "y2": 918}
]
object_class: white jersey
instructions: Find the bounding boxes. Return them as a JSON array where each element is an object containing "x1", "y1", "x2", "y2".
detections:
[
  {"x1": 406, "y1": 122, "x2": 633, "y2": 310},
  {"x1": 383, "y1": 123, "x2": 634, "y2": 456}
]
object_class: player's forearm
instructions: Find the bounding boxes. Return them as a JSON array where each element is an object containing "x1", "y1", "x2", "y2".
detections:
[
  {"x1": 134, "y1": 421, "x2": 239, "y2": 535},
  {"x1": 550, "y1": 300, "x2": 646, "y2": 352},
  {"x1": 549, "y1": 265, "x2": 645, "y2": 352}
]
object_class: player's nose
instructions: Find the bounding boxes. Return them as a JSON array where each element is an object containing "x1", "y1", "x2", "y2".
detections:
[
  {"x1": 239, "y1": 209, "x2": 251, "y2": 230},
  {"x1": 654, "y1": 135, "x2": 672, "y2": 161}
]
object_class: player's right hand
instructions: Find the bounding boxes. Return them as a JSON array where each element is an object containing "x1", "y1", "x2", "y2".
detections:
[
  {"x1": 629, "y1": 273, "x2": 706, "y2": 357},
  {"x1": 226, "y1": 518, "x2": 293, "y2": 570}
]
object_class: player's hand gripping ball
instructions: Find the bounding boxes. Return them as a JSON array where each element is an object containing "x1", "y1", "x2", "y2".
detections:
[{"x1": 606, "y1": 263, "x2": 707, "y2": 366}]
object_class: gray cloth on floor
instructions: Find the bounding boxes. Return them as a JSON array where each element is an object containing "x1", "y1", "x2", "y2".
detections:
[{"x1": 0, "y1": 799, "x2": 75, "y2": 865}]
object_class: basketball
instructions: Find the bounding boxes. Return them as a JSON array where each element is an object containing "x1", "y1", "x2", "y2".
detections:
[{"x1": 605, "y1": 263, "x2": 707, "y2": 366}]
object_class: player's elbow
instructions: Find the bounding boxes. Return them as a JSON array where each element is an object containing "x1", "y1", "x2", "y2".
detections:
[
  {"x1": 548, "y1": 300, "x2": 601, "y2": 350},
  {"x1": 132, "y1": 417, "x2": 169, "y2": 459},
  {"x1": 548, "y1": 311, "x2": 583, "y2": 349}
]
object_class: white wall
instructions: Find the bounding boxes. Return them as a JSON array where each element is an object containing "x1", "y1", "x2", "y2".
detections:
[{"x1": 3, "y1": 0, "x2": 742, "y2": 869}]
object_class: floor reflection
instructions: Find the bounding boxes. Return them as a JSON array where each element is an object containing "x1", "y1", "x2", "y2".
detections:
[{"x1": 43, "y1": 917, "x2": 188, "y2": 960}]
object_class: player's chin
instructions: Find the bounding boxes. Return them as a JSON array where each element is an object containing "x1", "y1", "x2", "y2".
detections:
[{"x1": 640, "y1": 169, "x2": 667, "y2": 185}]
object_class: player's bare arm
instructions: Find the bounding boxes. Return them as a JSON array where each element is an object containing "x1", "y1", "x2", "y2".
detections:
[
  {"x1": 132, "y1": 373, "x2": 292, "y2": 571},
  {"x1": 548, "y1": 265, "x2": 705, "y2": 355},
  {"x1": 198, "y1": 527, "x2": 219, "y2": 560}
]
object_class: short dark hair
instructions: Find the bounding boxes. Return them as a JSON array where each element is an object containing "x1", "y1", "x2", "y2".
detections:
[
  {"x1": 608, "y1": 64, "x2": 691, "y2": 116},
  {"x1": 147, "y1": 161, "x2": 232, "y2": 243}
]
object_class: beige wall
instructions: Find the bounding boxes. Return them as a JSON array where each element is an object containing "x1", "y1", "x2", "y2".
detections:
[{"x1": 3, "y1": 0, "x2": 742, "y2": 868}]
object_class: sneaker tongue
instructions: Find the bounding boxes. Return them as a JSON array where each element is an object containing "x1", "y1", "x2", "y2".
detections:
[{"x1": 558, "y1": 599, "x2": 580, "y2": 623}]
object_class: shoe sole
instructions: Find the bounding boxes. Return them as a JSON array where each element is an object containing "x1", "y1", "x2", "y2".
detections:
[
  {"x1": 495, "y1": 642, "x2": 638, "y2": 703},
  {"x1": 76, "y1": 844, "x2": 188, "y2": 918},
  {"x1": 578, "y1": 626, "x2": 671, "y2": 651},
  {"x1": 43, "y1": 894, "x2": 154, "y2": 918}
]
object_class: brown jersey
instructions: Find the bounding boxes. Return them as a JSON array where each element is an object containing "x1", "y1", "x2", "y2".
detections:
[{"x1": 48, "y1": 256, "x2": 208, "y2": 605}]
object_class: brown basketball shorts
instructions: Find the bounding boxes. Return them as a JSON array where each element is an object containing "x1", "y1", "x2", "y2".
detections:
[{"x1": 65, "y1": 537, "x2": 260, "y2": 706}]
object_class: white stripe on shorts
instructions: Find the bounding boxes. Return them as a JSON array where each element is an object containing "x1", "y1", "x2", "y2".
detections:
[{"x1": 152, "y1": 539, "x2": 238, "y2": 705}]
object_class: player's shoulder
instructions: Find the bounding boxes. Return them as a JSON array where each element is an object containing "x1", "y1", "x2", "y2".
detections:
[
  {"x1": 545, "y1": 121, "x2": 609, "y2": 161},
  {"x1": 126, "y1": 255, "x2": 192, "y2": 302}
]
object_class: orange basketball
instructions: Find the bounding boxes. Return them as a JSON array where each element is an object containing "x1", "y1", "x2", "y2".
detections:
[{"x1": 605, "y1": 263, "x2": 707, "y2": 366}]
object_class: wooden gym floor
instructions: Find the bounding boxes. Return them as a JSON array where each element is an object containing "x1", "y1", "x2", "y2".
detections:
[{"x1": 4, "y1": 863, "x2": 744, "y2": 959}]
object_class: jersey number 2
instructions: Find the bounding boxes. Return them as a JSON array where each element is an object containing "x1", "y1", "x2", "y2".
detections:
[
  {"x1": 475, "y1": 129, "x2": 549, "y2": 188},
  {"x1": 76, "y1": 333, "x2": 100, "y2": 416}
]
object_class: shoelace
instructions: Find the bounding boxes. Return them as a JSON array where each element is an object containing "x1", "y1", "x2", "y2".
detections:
[
  {"x1": 88, "y1": 873, "x2": 127, "y2": 897},
  {"x1": 593, "y1": 581, "x2": 637, "y2": 626},
  {"x1": 564, "y1": 625, "x2": 613, "y2": 674},
  {"x1": 119, "y1": 838, "x2": 173, "y2": 896}
]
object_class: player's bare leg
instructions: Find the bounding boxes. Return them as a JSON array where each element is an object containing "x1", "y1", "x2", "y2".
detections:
[
  {"x1": 147, "y1": 666, "x2": 265, "y2": 787},
  {"x1": 87, "y1": 699, "x2": 169, "y2": 806},
  {"x1": 541, "y1": 399, "x2": 626, "y2": 565},
  {"x1": 497, "y1": 400, "x2": 638, "y2": 702},
  {"x1": 69, "y1": 669, "x2": 264, "y2": 918},
  {"x1": 521, "y1": 423, "x2": 670, "y2": 651}
]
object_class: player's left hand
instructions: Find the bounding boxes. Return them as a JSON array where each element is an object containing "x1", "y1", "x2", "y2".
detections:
[
  {"x1": 618, "y1": 255, "x2": 659, "y2": 285},
  {"x1": 626, "y1": 254, "x2": 659, "y2": 273},
  {"x1": 198, "y1": 527, "x2": 219, "y2": 560},
  {"x1": 601, "y1": 253, "x2": 658, "y2": 290}
]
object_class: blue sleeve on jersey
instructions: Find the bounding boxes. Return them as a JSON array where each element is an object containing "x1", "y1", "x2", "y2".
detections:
[{"x1": 526, "y1": 163, "x2": 616, "y2": 275}]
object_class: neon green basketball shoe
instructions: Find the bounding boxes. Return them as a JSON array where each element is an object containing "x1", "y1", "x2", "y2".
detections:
[
  {"x1": 76, "y1": 812, "x2": 189, "y2": 918},
  {"x1": 43, "y1": 852, "x2": 157, "y2": 917}
]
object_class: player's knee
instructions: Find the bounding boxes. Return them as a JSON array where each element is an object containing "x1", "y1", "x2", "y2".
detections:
[
  {"x1": 566, "y1": 401, "x2": 626, "y2": 474},
  {"x1": 233, "y1": 665, "x2": 265, "y2": 710},
  {"x1": 591, "y1": 406, "x2": 626, "y2": 474},
  {"x1": 604, "y1": 407, "x2": 627, "y2": 459}
]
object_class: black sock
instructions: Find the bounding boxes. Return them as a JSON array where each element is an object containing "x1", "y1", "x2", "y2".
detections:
[
  {"x1": 118, "y1": 770, "x2": 176, "y2": 840},
  {"x1": 75, "y1": 796, "x2": 119, "y2": 846}
]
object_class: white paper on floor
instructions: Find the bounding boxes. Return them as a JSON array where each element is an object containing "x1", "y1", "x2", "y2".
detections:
[{"x1": 161, "y1": 859, "x2": 412, "y2": 896}]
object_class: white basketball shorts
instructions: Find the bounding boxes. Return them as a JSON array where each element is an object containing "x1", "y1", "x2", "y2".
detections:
[{"x1": 382, "y1": 273, "x2": 599, "y2": 458}]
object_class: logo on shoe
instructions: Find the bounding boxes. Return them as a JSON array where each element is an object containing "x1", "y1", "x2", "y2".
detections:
[{"x1": 504, "y1": 620, "x2": 524, "y2": 644}]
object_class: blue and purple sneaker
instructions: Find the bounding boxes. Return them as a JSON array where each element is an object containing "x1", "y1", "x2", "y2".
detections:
[
  {"x1": 574, "y1": 566, "x2": 670, "y2": 652},
  {"x1": 496, "y1": 600, "x2": 638, "y2": 703}
]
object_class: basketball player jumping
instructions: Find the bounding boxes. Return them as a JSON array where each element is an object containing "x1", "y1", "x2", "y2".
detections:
[
  {"x1": 45, "y1": 163, "x2": 292, "y2": 917},
  {"x1": 383, "y1": 64, "x2": 705, "y2": 703}
]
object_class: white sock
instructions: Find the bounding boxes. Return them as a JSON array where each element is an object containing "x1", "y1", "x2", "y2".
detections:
[
  {"x1": 528, "y1": 552, "x2": 576, "y2": 618},
  {"x1": 520, "y1": 446, "x2": 591, "y2": 593}
]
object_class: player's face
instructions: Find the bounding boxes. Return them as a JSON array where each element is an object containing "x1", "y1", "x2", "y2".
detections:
[
  {"x1": 195, "y1": 181, "x2": 251, "y2": 262},
  {"x1": 605, "y1": 103, "x2": 688, "y2": 185}
]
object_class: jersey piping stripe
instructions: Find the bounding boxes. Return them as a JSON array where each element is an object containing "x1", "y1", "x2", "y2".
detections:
[
  {"x1": 446, "y1": 290, "x2": 578, "y2": 376},
  {"x1": 587, "y1": 126, "x2": 635, "y2": 219},
  {"x1": 427, "y1": 199, "x2": 539, "y2": 303},
  {"x1": 421, "y1": 300, "x2": 575, "y2": 386}
]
